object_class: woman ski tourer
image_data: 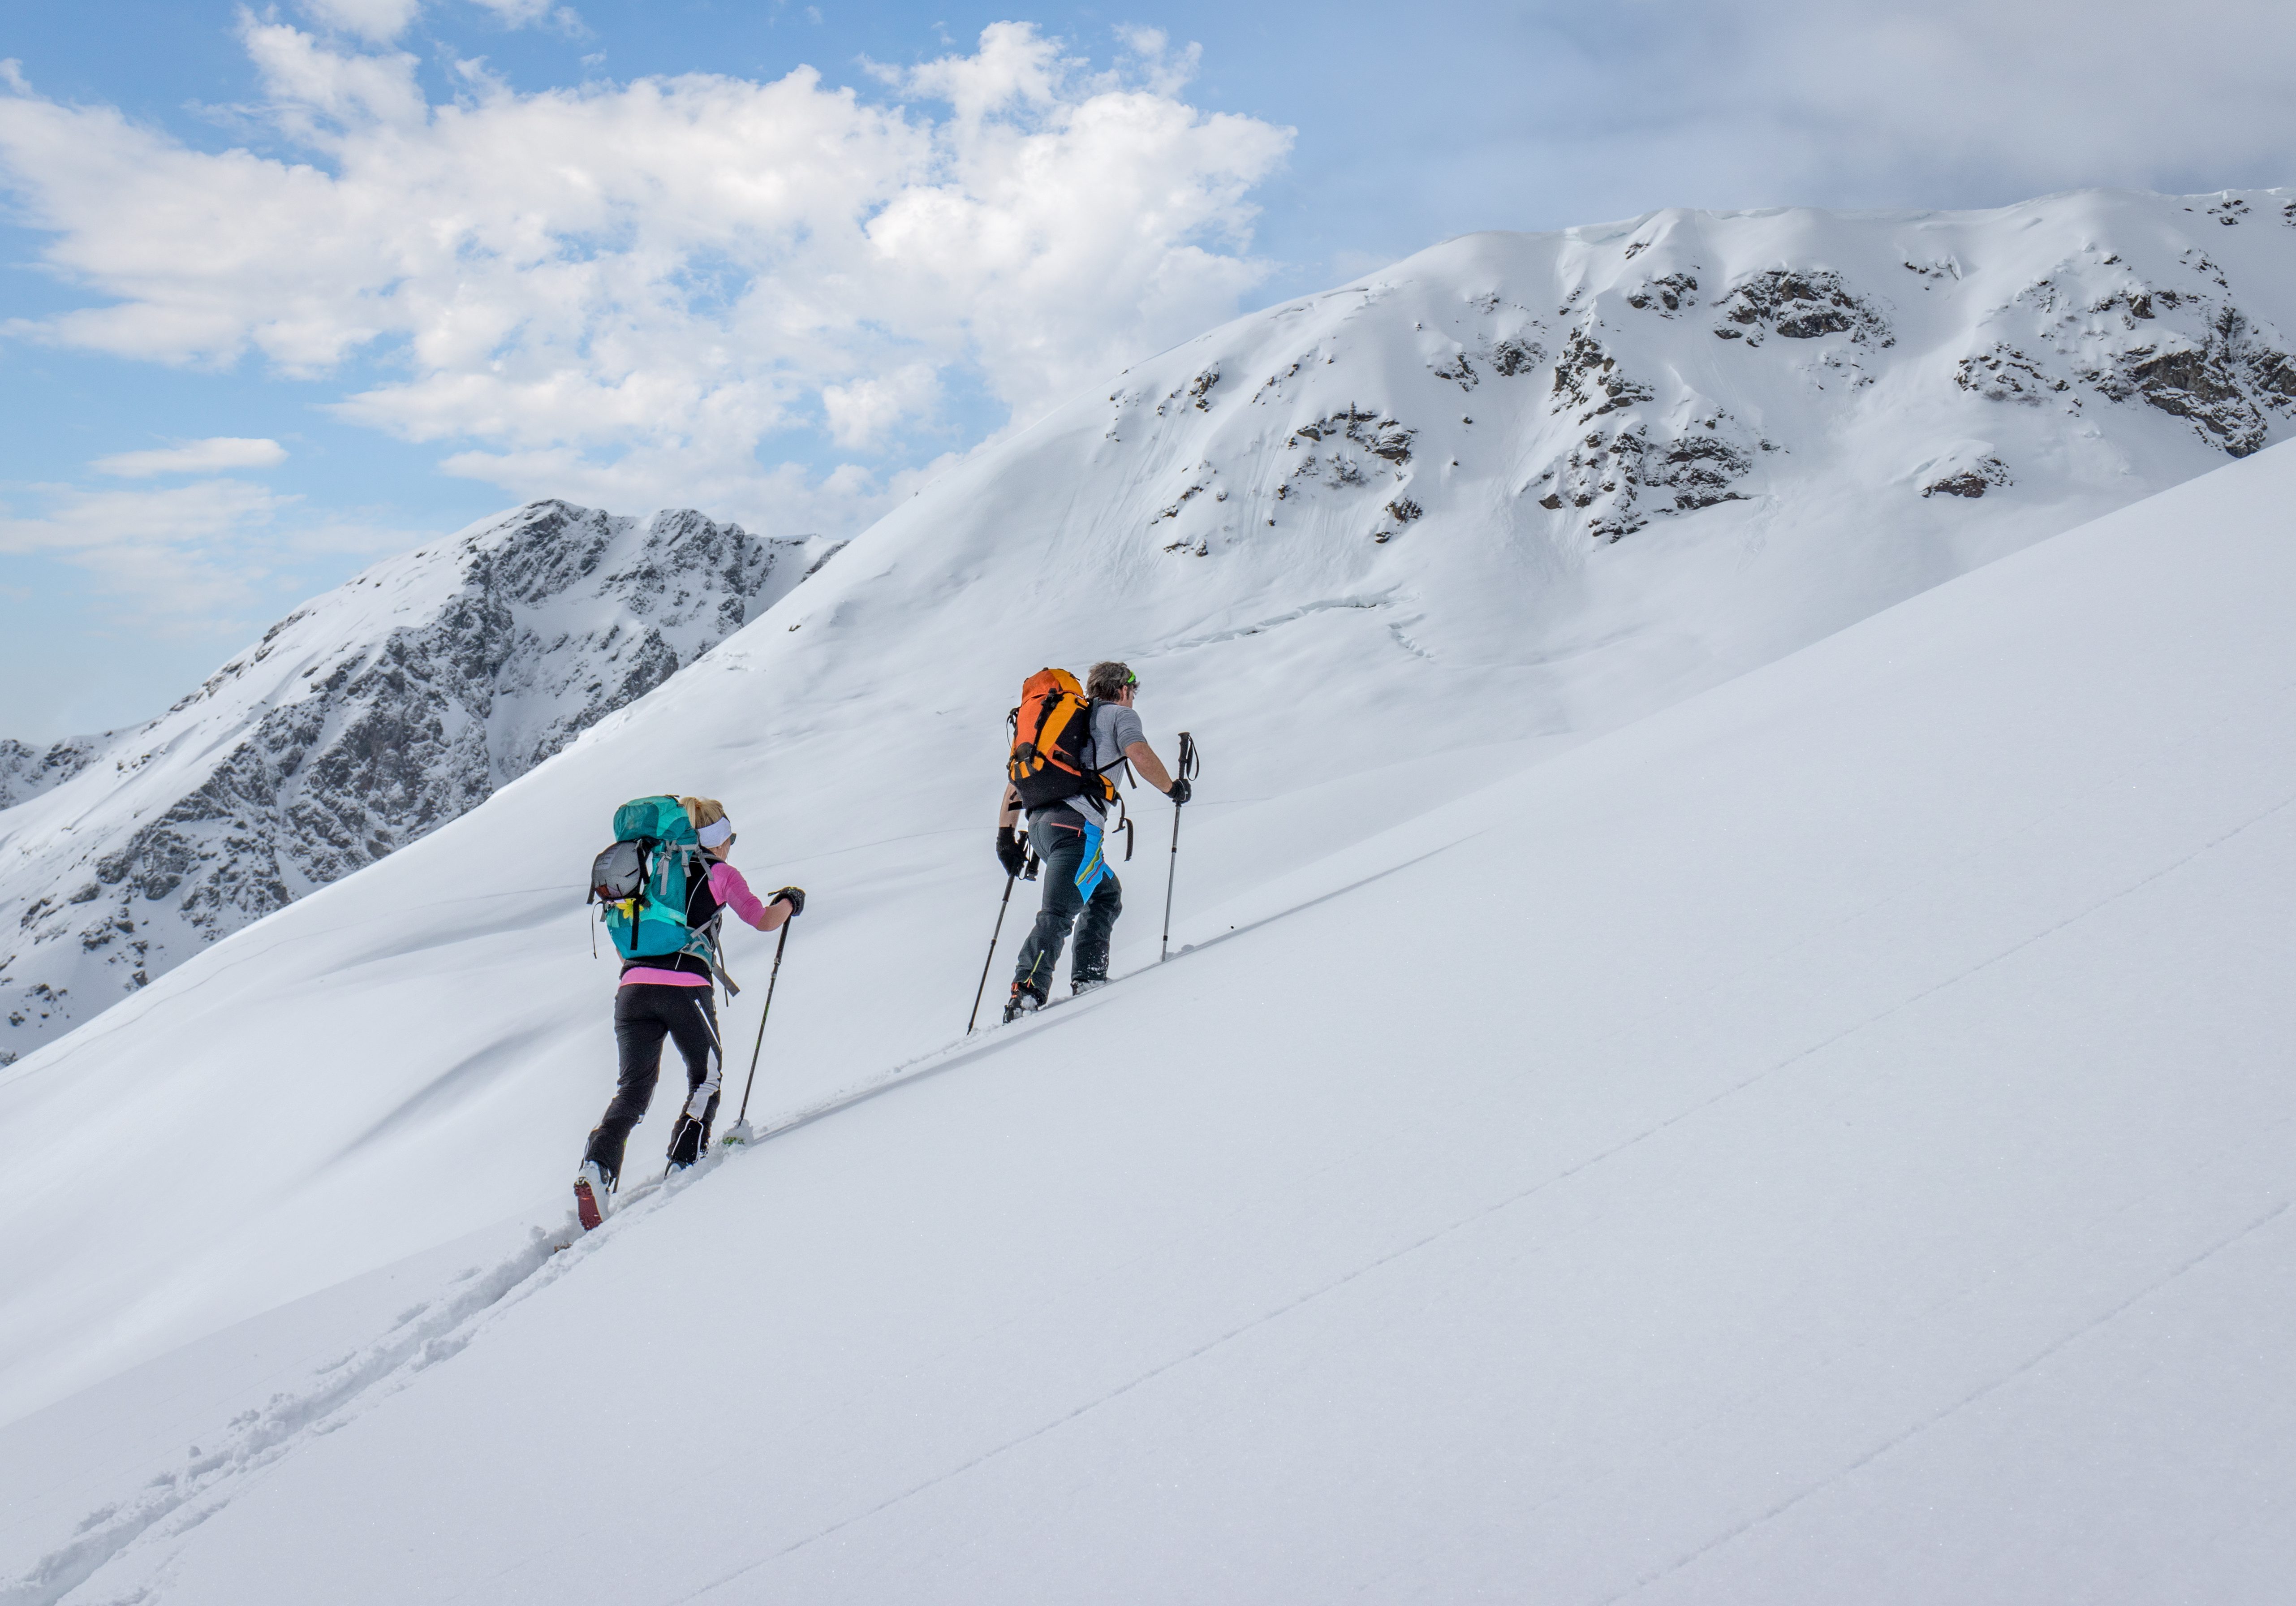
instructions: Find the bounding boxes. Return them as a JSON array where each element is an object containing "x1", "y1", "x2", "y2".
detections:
[{"x1": 576, "y1": 795, "x2": 802, "y2": 1230}]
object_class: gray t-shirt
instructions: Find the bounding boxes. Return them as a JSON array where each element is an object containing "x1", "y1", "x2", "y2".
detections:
[{"x1": 1044, "y1": 701, "x2": 1144, "y2": 826}]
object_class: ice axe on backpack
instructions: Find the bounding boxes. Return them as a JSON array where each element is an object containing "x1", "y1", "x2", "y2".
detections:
[{"x1": 1160, "y1": 731, "x2": 1199, "y2": 963}]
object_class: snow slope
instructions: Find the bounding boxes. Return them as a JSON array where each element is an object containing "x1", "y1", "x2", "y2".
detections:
[
  {"x1": 6, "y1": 430, "x2": 2293, "y2": 1605},
  {"x1": 0, "y1": 502, "x2": 838, "y2": 1061},
  {"x1": 2, "y1": 185, "x2": 2293, "y2": 1424}
]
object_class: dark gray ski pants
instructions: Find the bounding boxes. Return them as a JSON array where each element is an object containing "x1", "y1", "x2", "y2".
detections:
[{"x1": 1010, "y1": 806, "x2": 1122, "y2": 1003}]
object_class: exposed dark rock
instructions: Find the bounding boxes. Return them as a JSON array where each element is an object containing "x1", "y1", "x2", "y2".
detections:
[
  {"x1": 1624, "y1": 273, "x2": 1699, "y2": 316},
  {"x1": 0, "y1": 737, "x2": 101, "y2": 811},
  {"x1": 1551, "y1": 327, "x2": 1654, "y2": 421},
  {"x1": 1956, "y1": 345, "x2": 2068, "y2": 405},
  {"x1": 1154, "y1": 368, "x2": 1223, "y2": 416},
  {"x1": 1534, "y1": 408, "x2": 1753, "y2": 540},
  {"x1": 1430, "y1": 354, "x2": 1479, "y2": 390},
  {"x1": 2078, "y1": 305, "x2": 2296, "y2": 457},
  {"x1": 1921, "y1": 458, "x2": 2012, "y2": 498},
  {"x1": 1288, "y1": 408, "x2": 1416, "y2": 486},
  {"x1": 1490, "y1": 337, "x2": 1543, "y2": 376},
  {"x1": 1372, "y1": 496, "x2": 1425, "y2": 544},
  {"x1": 1712, "y1": 269, "x2": 1891, "y2": 347},
  {"x1": 1654, "y1": 432, "x2": 1753, "y2": 510}
]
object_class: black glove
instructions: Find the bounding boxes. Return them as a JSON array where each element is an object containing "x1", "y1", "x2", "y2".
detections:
[
  {"x1": 1166, "y1": 777, "x2": 1192, "y2": 806},
  {"x1": 768, "y1": 886, "x2": 805, "y2": 917},
  {"x1": 996, "y1": 825, "x2": 1028, "y2": 877}
]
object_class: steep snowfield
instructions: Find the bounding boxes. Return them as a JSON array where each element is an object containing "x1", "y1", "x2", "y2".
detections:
[
  {"x1": 5, "y1": 435, "x2": 2292, "y2": 1604},
  {"x1": 0, "y1": 502, "x2": 837, "y2": 1062},
  {"x1": 4, "y1": 188, "x2": 2295, "y2": 1424}
]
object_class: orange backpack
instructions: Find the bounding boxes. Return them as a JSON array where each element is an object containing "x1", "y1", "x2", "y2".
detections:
[{"x1": 1007, "y1": 668, "x2": 1117, "y2": 812}]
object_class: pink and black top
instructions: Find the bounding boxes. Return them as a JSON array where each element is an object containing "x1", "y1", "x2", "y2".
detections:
[{"x1": 620, "y1": 859, "x2": 778, "y2": 989}]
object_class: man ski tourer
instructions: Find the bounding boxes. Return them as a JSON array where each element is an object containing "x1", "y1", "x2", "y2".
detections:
[
  {"x1": 997, "y1": 661, "x2": 1189, "y2": 1022},
  {"x1": 576, "y1": 795, "x2": 803, "y2": 1230}
]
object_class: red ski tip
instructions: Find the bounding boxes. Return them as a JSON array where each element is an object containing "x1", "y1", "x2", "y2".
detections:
[{"x1": 573, "y1": 1177, "x2": 606, "y2": 1231}]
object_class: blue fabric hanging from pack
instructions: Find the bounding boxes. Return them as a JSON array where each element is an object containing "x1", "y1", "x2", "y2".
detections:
[{"x1": 1074, "y1": 820, "x2": 1109, "y2": 901}]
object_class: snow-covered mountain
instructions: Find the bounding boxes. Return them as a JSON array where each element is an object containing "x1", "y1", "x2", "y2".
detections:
[
  {"x1": 3, "y1": 188, "x2": 2296, "y2": 1600},
  {"x1": 9, "y1": 413, "x2": 2296, "y2": 1606},
  {"x1": 0, "y1": 738, "x2": 103, "y2": 812},
  {"x1": 0, "y1": 502, "x2": 839, "y2": 1062},
  {"x1": 5, "y1": 181, "x2": 2292, "y2": 1408},
  {"x1": 10, "y1": 186, "x2": 2292, "y2": 1068}
]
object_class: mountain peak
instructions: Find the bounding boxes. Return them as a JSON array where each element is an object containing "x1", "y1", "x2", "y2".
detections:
[{"x1": 0, "y1": 502, "x2": 840, "y2": 1062}]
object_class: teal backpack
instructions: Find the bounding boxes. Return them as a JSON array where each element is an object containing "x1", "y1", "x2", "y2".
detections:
[{"x1": 587, "y1": 795, "x2": 719, "y2": 973}]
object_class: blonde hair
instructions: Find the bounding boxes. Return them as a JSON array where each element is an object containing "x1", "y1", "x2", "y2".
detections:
[{"x1": 681, "y1": 796, "x2": 726, "y2": 831}]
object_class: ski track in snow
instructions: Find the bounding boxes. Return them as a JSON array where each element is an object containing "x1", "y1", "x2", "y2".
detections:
[
  {"x1": 2, "y1": 841, "x2": 1465, "y2": 1604},
  {"x1": 22, "y1": 718, "x2": 2296, "y2": 1602},
  {"x1": 11, "y1": 191, "x2": 2296, "y2": 1600},
  {"x1": 2, "y1": 1179, "x2": 694, "y2": 1606},
  {"x1": 33, "y1": 768, "x2": 2279, "y2": 1606},
  {"x1": 1, "y1": 1219, "x2": 568, "y2": 1606},
  {"x1": 1163, "y1": 593, "x2": 1399, "y2": 652},
  {"x1": 670, "y1": 780, "x2": 2296, "y2": 1601}
]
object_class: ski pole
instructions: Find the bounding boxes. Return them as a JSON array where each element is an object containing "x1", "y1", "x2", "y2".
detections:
[
  {"x1": 967, "y1": 870, "x2": 1021, "y2": 1033},
  {"x1": 731, "y1": 919, "x2": 792, "y2": 1130},
  {"x1": 1160, "y1": 731, "x2": 1199, "y2": 963}
]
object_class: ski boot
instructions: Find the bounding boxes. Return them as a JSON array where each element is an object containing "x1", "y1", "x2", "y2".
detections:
[
  {"x1": 666, "y1": 1114, "x2": 709, "y2": 1173},
  {"x1": 574, "y1": 1160, "x2": 612, "y2": 1231}
]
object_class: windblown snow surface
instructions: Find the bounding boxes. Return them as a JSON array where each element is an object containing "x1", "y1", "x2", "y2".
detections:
[{"x1": 3, "y1": 191, "x2": 2295, "y2": 1601}]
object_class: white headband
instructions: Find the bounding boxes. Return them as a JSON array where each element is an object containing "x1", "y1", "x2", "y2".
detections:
[{"x1": 697, "y1": 817, "x2": 734, "y2": 849}]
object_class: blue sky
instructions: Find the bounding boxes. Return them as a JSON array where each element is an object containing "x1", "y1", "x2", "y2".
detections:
[{"x1": 4, "y1": 0, "x2": 2292, "y2": 738}]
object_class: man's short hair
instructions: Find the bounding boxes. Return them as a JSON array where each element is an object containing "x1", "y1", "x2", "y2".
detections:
[{"x1": 1086, "y1": 661, "x2": 1135, "y2": 700}]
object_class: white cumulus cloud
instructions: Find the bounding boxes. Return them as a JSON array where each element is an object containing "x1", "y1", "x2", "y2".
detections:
[
  {"x1": 0, "y1": 479, "x2": 294, "y2": 622},
  {"x1": 0, "y1": 22, "x2": 1291, "y2": 539},
  {"x1": 295, "y1": 0, "x2": 426, "y2": 44},
  {"x1": 91, "y1": 438, "x2": 290, "y2": 478},
  {"x1": 0, "y1": 477, "x2": 422, "y2": 629},
  {"x1": 822, "y1": 364, "x2": 943, "y2": 451},
  {"x1": 465, "y1": 0, "x2": 575, "y2": 26}
]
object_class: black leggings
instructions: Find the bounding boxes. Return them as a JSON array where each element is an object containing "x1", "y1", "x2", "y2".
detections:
[{"x1": 584, "y1": 983, "x2": 723, "y2": 1184}]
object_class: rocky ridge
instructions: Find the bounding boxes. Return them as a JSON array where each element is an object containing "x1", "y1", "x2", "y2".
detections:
[
  {"x1": 0, "y1": 502, "x2": 838, "y2": 1060},
  {"x1": 1102, "y1": 188, "x2": 2296, "y2": 553}
]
